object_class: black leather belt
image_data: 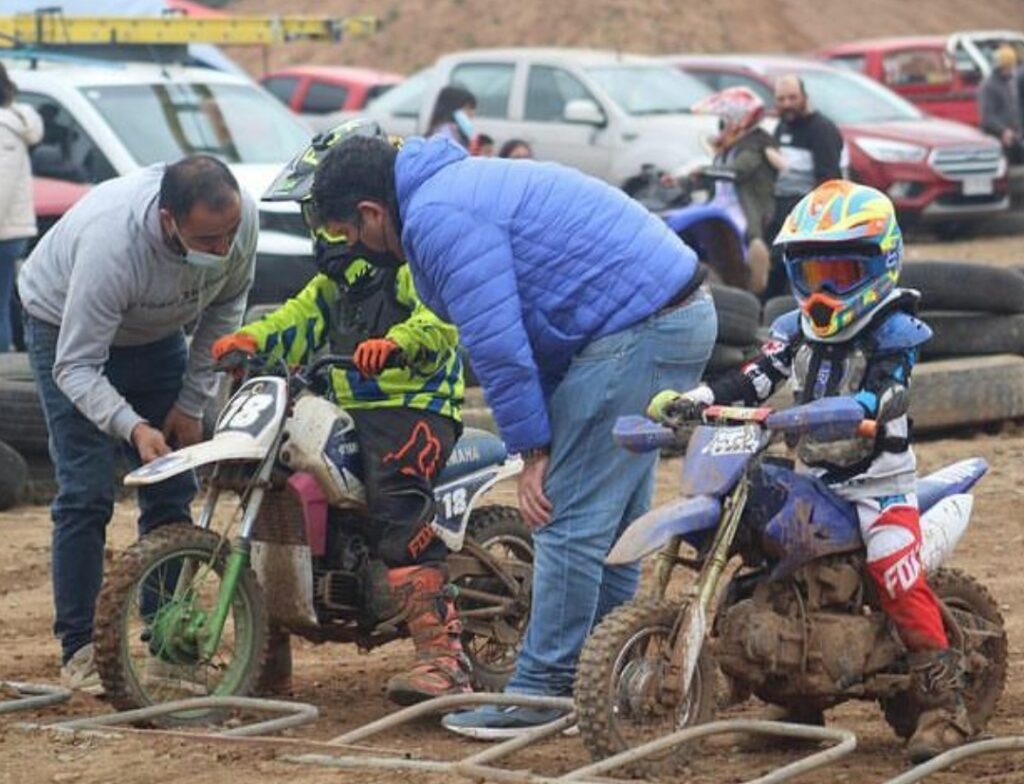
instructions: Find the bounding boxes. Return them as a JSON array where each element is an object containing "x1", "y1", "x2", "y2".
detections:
[{"x1": 657, "y1": 266, "x2": 708, "y2": 316}]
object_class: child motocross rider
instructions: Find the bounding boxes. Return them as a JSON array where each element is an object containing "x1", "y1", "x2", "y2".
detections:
[
  {"x1": 648, "y1": 181, "x2": 969, "y2": 763},
  {"x1": 211, "y1": 120, "x2": 470, "y2": 706}
]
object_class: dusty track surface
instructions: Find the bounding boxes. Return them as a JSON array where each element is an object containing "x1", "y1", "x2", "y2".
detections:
[{"x1": 3, "y1": 233, "x2": 1024, "y2": 783}]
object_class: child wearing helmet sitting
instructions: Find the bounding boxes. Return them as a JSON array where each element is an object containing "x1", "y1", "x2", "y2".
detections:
[
  {"x1": 648, "y1": 180, "x2": 969, "y2": 763},
  {"x1": 210, "y1": 120, "x2": 470, "y2": 706}
]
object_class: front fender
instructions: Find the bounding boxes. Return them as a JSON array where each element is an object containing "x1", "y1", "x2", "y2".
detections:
[
  {"x1": 124, "y1": 432, "x2": 266, "y2": 486},
  {"x1": 607, "y1": 495, "x2": 721, "y2": 566}
]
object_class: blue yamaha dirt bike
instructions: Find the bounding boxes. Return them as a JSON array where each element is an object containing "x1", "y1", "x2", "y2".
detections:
[{"x1": 574, "y1": 397, "x2": 1006, "y2": 773}]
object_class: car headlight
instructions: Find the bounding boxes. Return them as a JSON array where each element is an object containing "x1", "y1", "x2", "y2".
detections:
[{"x1": 855, "y1": 137, "x2": 928, "y2": 164}]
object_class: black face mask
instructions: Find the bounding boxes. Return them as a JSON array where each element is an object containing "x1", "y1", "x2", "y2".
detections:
[{"x1": 314, "y1": 236, "x2": 403, "y2": 281}]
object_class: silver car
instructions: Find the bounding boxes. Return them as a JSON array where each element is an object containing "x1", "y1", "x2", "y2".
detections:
[{"x1": 323, "y1": 47, "x2": 718, "y2": 188}]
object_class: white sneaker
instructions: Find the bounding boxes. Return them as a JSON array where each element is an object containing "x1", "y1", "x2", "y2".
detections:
[{"x1": 60, "y1": 643, "x2": 104, "y2": 695}]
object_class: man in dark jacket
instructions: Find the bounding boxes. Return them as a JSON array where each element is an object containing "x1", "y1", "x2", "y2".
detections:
[
  {"x1": 763, "y1": 74, "x2": 844, "y2": 298},
  {"x1": 980, "y1": 45, "x2": 1023, "y2": 165},
  {"x1": 309, "y1": 134, "x2": 717, "y2": 738}
]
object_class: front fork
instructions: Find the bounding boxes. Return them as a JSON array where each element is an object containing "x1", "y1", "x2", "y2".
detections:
[
  {"x1": 657, "y1": 477, "x2": 749, "y2": 704},
  {"x1": 188, "y1": 448, "x2": 278, "y2": 660}
]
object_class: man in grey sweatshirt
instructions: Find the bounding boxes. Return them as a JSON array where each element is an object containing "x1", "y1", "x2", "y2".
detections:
[{"x1": 18, "y1": 155, "x2": 258, "y2": 691}]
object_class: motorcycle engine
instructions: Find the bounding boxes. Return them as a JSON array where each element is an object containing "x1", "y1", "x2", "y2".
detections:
[{"x1": 713, "y1": 558, "x2": 901, "y2": 703}]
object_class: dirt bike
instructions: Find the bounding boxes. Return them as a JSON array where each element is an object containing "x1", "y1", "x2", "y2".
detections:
[
  {"x1": 574, "y1": 397, "x2": 1007, "y2": 774},
  {"x1": 94, "y1": 354, "x2": 533, "y2": 718}
]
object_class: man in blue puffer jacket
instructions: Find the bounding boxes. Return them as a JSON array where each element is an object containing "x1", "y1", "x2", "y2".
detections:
[{"x1": 310, "y1": 133, "x2": 718, "y2": 738}]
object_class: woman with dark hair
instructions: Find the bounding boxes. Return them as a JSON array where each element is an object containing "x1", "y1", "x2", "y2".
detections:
[
  {"x1": 427, "y1": 85, "x2": 477, "y2": 150},
  {"x1": 498, "y1": 139, "x2": 533, "y2": 159},
  {"x1": 0, "y1": 62, "x2": 43, "y2": 351}
]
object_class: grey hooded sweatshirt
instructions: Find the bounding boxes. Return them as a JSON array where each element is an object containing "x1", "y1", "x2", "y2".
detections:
[{"x1": 18, "y1": 164, "x2": 258, "y2": 443}]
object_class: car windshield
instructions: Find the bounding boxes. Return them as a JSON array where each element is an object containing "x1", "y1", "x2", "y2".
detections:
[
  {"x1": 794, "y1": 69, "x2": 923, "y2": 123},
  {"x1": 81, "y1": 82, "x2": 311, "y2": 164},
  {"x1": 586, "y1": 65, "x2": 710, "y2": 115}
]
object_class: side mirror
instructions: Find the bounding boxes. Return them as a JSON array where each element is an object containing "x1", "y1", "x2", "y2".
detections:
[{"x1": 563, "y1": 98, "x2": 606, "y2": 127}]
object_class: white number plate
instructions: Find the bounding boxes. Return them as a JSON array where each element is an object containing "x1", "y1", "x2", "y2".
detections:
[
  {"x1": 962, "y1": 176, "x2": 993, "y2": 196},
  {"x1": 701, "y1": 426, "x2": 759, "y2": 456}
]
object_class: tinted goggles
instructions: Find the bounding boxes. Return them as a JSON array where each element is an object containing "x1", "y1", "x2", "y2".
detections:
[
  {"x1": 786, "y1": 252, "x2": 883, "y2": 296},
  {"x1": 301, "y1": 201, "x2": 347, "y2": 244}
]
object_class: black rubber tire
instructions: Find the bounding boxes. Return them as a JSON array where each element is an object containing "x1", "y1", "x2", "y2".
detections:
[
  {"x1": 0, "y1": 378, "x2": 49, "y2": 456},
  {"x1": 910, "y1": 355, "x2": 1024, "y2": 432},
  {"x1": 460, "y1": 505, "x2": 534, "y2": 692},
  {"x1": 710, "y1": 285, "x2": 760, "y2": 346},
  {"x1": 705, "y1": 342, "x2": 760, "y2": 376},
  {"x1": 920, "y1": 311, "x2": 1024, "y2": 359},
  {"x1": 762, "y1": 295, "x2": 798, "y2": 327},
  {"x1": 901, "y1": 262, "x2": 1024, "y2": 314},
  {"x1": 881, "y1": 568, "x2": 1007, "y2": 740},
  {"x1": 575, "y1": 600, "x2": 717, "y2": 776},
  {"x1": 94, "y1": 523, "x2": 269, "y2": 720},
  {"x1": 0, "y1": 439, "x2": 28, "y2": 511}
]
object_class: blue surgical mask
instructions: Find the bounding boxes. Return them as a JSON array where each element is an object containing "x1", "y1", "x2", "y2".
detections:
[{"x1": 452, "y1": 109, "x2": 475, "y2": 140}]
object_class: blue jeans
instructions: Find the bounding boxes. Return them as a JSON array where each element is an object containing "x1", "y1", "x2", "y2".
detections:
[
  {"x1": 25, "y1": 315, "x2": 198, "y2": 663},
  {"x1": 0, "y1": 238, "x2": 27, "y2": 351},
  {"x1": 507, "y1": 289, "x2": 717, "y2": 696}
]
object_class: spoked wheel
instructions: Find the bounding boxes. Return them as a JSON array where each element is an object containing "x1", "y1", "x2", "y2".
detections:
[
  {"x1": 881, "y1": 567, "x2": 1008, "y2": 739},
  {"x1": 455, "y1": 505, "x2": 534, "y2": 691},
  {"x1": 94, "y1": 523, "x2": 268, "y2": 724},
  {"x1": 575, "y1": 600, "x2": 716, "y2": 776}
]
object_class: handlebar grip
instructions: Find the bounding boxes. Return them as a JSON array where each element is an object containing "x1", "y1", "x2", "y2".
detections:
[{"x1": 857, "y1": 420, "x2": 878, "y2": 438}]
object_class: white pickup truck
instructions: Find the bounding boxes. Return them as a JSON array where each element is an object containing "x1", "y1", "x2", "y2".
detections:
[
  {"x1": 4, "y1": 56, "x2": 317, "y2": 305},
  {"x1": 327, "y1": 47, "x2": 718, "y2": 189}
]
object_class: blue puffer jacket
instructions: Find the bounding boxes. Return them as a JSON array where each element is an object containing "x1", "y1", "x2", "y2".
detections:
[{"x1": 396, "y1": 137, "x2": 700, "y2": 453}]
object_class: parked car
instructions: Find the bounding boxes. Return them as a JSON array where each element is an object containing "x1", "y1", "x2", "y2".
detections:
[
  {"x1": 4, "y1": 56, "x2": 317, "y2": 306},
  {"x1": 343, "y1": 48, "x2": 718, "y2": 189},
  {"x1": 818, "y1": 31, "x2": 1024, "y2": 127},
  {"x1": 260, "y1": 65, "x2": 401, "y2": 121},
  {"x1": 669, "y1": 54, "x2": 1009, "y2": 230}
]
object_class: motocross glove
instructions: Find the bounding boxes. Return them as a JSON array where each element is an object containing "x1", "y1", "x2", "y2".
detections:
[
  {"x1": 647, "y1": 385, "x2": 715, "y2": 425},
  {"x1": 353, "y1": 338, "x2": 400, "y2": 378},
  {"x1": 211, "y1": 332, "x2": 258, "y2": 374}
]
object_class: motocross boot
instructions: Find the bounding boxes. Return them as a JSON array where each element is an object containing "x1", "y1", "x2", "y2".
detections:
[
  {"x1": 906, "y1": 648, "x2": 973, "y2": 764},
  {"x1": 385, "y1": 565, "x2": 472, "y2": 706}
]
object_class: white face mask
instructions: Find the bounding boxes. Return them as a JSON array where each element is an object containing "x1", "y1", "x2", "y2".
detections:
[{"x1": 172, "y1": 220, "x2": 236, "y2": 270}]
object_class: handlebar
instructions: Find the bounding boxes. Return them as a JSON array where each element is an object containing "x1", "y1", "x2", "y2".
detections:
[{"x1": 213, "y1": 351, "x2": 406, "y2": 395}]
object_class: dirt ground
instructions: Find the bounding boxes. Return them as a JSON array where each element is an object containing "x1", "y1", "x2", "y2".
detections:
[{"x1": 3, "y1": 230, "x2": 1024, "y2": 783}]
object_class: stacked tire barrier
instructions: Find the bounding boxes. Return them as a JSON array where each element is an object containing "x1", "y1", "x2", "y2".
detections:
[
  {"x1": 0, "y1": 353, "x2": 41, "y2": 509},
  {"x1": 706, "y1": 285, "x2": 763, "y2": 375}
]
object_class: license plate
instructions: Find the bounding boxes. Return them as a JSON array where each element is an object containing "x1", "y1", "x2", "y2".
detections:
[{"x1": 962, "y1": 176, "x2": 993, "y2": 196}]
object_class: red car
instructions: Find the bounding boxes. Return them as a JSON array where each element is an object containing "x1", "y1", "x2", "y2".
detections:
[
  {"x1": 818, "y1": 32, "x2": 1024, "y2": 128},
  {"x1": 670, "y1": 54, "x2": 1008, "y2": 230},
  {"x1": 260, "y1": 66, "x2": 402, "y2": 117}
]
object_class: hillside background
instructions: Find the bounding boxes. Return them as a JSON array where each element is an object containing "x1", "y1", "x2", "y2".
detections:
[{"x1": 225, "y1": 0, "x2": 1024, "y2": 76}]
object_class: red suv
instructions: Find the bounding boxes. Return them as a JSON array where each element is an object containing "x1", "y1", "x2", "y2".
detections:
[
  {"x1": 670, "y1": 55, "x2": 1008, "y2": 229},
  {"x1": 260, "y1": 66, "x2": 401, "y2": 117},
  {"x1": 818, "y1": 33, "x2": 1024, "y2": 128}
]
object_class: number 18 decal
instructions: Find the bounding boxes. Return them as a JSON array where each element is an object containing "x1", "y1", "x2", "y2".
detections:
[{"x1": 440, "y1": 487, "x2": 468, "y2": 519}]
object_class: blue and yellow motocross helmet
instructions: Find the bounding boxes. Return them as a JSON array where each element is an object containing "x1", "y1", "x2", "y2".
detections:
[{"x1": 774, "y1": 180, "x2": 903, "y2": 339}]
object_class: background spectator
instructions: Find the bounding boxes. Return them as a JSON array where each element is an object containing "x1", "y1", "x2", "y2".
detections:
[
  {"x1": 499, "y1": 139, "x2": 533, "y2": 159},
  {"x1": 0, "y1": 63, "x2": 43, "y2": 352},
  {"x1": 980, "y1": 45, "x2": 1023, "y2": 165},
  {"x1": 763, "y1": 74, "x2": 844, "y2": 298},
  {"x1": 427, "y1": 85, "x2": 477, "y2": 150},
  {"x1": 475, "y1": 133, "x2": 495, "y2": 156}
]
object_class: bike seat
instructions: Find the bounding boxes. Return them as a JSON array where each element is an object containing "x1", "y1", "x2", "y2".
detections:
[
  {"x1": 916, "y1": 458, "x2": 988, "y2": 513},
  {"x1": 438, "y1": 428, "x2": 509, "y2": 484}
]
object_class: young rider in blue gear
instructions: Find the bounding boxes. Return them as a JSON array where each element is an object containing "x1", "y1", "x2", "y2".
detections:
[{"x1": 649, "y1": 180, "x2": 970, "y2": 764}]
